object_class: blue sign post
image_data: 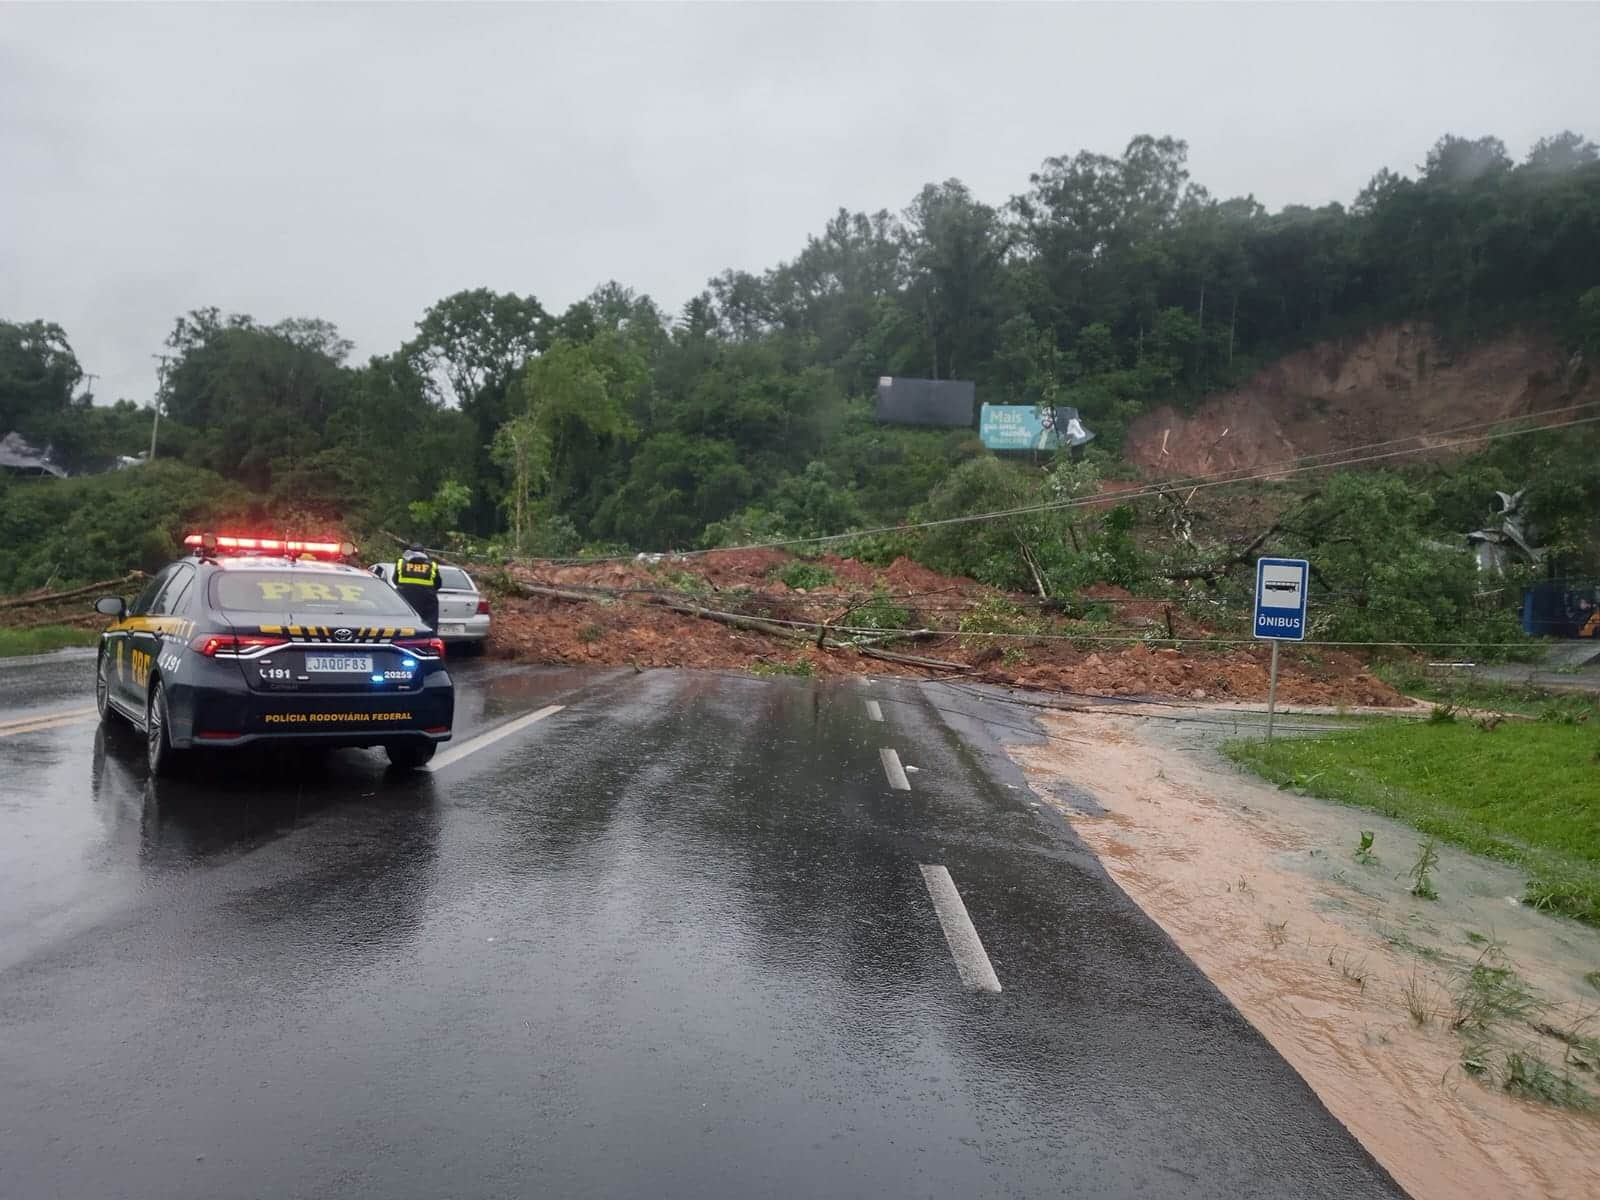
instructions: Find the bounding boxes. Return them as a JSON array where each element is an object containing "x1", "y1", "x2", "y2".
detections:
[{"x1": 1253, "y1": 557, "x2": 1310, "y2": 740}]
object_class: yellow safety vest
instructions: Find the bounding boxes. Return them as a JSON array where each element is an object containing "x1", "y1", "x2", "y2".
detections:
[{"x1": 395, "y1": 557, "x2": 439, "y2": 587}]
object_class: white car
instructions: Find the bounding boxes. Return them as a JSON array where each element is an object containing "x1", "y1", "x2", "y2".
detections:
[{"x1": 370, "y1": 561, "x2": 491, "y2": 650}]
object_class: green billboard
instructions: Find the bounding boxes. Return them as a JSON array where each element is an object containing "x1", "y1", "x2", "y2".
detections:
[{"x1": 978, "y1": 405, "x2": 1093, "y2": 451}]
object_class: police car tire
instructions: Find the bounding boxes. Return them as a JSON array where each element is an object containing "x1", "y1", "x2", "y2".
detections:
[
  {"x1": 385, "y1": 740, "x2": 437, "y2": 770},
  {"x1": 146, "y1": 680, "x2": 181, "y2": 777},
  {"x1": 95, "y1": 653, "x2": 118, "y2": 724}
]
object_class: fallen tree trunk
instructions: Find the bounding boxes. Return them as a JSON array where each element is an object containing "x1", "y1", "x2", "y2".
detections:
[
  {"x1": 517, "y1": 580, "x2": 812, "y2": 642},
  {"x1": 513, "y1": 579, "x2": 971, "y2": 672},
  {"x1": 14, "y1": 614, "x2": 101, "y2": 631},
  {"x1": 0, "y1": 574, "x2": 142, "y2": 611},
  {"x1": 516, "y1": 582, "x2": 609, "y2": 605}
]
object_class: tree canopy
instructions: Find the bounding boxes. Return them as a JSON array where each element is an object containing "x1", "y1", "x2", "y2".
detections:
[{"x1": 5, "y1": 128, "x2": 1598, "y2": 583}]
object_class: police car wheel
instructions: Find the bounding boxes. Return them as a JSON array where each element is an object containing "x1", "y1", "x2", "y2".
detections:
[
  {"x1": 146, "y1": 681, "x2": 181, "y2": 777},
  {"x1": 95, "y1": 653, "x2": 116, "y2": 723},
  {"x1": 384, "y1": 740, "x2": 437, "y2": 771}
]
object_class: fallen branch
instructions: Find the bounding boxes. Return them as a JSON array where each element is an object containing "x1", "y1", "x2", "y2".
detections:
[
  {"x1": 0, "y1": 574, "x2": 143, "y2": 611},
  {"x1": 1013, "y1": 533, "x2": 1049, "y2": 600},
  {"x1": 1164, "y1": 521, "x2": 1281, "y2": 583},
  {"x1": 847, "y1": 644, "x2": 969, "y2": 671}
]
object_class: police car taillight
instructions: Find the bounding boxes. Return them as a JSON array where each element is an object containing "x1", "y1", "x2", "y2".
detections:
[
  {"x1": 393, "y1": 637, "x2": 446, "y2": 659},
  {"x1": 192, "y1": 634, "x2": 291, "y2": 657},
  {"x1": 184, "y1": 533, "x2": 356, "y2": 559}
]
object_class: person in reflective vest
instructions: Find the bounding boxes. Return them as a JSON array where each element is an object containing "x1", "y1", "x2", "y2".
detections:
[{"x1": 394, "y1": 545, "x2": 442, "y2": 629}]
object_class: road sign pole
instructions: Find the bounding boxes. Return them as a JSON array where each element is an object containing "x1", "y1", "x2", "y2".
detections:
[
  {"x1": 1266, "y1": 640, "x2": 1280, "y2": 743},
  {"x1": 1253, "y1": 555, "x2": 1307, "y2": 743}
]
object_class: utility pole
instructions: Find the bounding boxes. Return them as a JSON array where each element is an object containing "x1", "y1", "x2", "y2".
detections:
[
  {"x1": 81, "y1": 372, "x2": 99, "y2": 402},
  {"x1": 149, "y1": 354, "x2": 171, "y2": 460}
]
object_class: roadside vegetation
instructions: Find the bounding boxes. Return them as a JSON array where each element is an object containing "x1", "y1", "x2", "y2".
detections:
[
  {"x1": 1225, "y1": 692, "x2": 1600, "y2": 924},
  {"x1": 0, "y1": 626, "x2": 99, "y2": 658},
  {"x1": 1377, "y1": 661, "x2": 1600, "y2": 720},
  {"x1": 1447, "y1": 940, "x2": 1600, "y2": 1112},
  {"x1": 3, "y1": 130, "x2": 1598, "y2": 672}
]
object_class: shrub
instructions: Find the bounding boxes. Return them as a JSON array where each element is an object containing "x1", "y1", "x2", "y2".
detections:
[{"x1": 771, "y1": 561, "x2": 836, "y2": 590}]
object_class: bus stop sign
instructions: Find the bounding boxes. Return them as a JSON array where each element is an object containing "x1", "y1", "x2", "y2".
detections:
[{"x1": 1254, "y1": 558, "x2": 1309, "y2": 641}]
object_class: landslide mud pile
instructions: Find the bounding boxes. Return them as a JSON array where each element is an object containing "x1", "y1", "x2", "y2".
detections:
[{"x1": 488, "y1": 550, "x2": 1400, "y2": 707}]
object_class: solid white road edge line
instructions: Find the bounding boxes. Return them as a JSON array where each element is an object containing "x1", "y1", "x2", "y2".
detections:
[
  {"x1": 919, "y1": 865, "x2": 1003, "y2": 993},
  {"x1": 879, "y1": 747, "x2": 911, "y2": 791},
  {"x1": 424, "y1": 704, "x2": 565, "y2": 772},
  {"x1": 864, "y1": 699, "x2": 883, "y2": 722}
]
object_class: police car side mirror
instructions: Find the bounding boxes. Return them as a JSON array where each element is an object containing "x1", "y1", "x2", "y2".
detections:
[{"x1": 95, "y1": 596, "x2": 127, "y2": 618}]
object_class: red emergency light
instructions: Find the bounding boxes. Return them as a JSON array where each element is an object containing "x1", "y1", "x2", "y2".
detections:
[{"x1": 184, "y1": 532, "x2": 356, "y2": 560}]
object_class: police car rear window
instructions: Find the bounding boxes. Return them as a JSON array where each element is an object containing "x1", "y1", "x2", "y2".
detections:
[{"x1": 212, "y1": 572, "x2": 416, "y2": 616}]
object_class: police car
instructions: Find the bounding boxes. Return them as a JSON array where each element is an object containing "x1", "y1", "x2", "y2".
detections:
[{"x1": 94, "y1": 533, "x2": 454, "y2": 775}]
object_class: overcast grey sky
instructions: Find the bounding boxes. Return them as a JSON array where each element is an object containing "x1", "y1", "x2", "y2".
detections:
[{"x1": 3, "y1": 1, "x2": 1597, "y2": 406}]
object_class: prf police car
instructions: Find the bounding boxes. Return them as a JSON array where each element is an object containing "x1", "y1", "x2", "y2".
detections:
[{"x1": 95, "y1": 533, "x2": 454, "y2": 775}]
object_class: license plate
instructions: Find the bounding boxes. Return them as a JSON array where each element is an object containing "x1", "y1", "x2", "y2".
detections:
[
  {"x1": 305, "y1": 653, "x2": 373, "y2": 674},
  {"x1": 440, "y1": 623, "x2": 466, "y2": 636}
]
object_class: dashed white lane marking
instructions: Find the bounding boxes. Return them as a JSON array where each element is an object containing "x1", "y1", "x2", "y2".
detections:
[
  {"x1": 878, "y1": 747, "x2": 910, "y2": 791},
  {"x1": 424, "y1": 704, "x2": 564, "y2": 772},
  {"x1": 919, "y1": 865, "x2": 1003, "y2": 993},
  {"x1": 864, "y1": 700, "x2": 883, "y2": 722},
  {"x1": 0, "y1": 706, "x2": 97, "y2": 738}
]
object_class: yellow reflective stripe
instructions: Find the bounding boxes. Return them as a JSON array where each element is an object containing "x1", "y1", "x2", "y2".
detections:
[{"x1": 395, "y1": 559, "x2": 439, "y2": 585}]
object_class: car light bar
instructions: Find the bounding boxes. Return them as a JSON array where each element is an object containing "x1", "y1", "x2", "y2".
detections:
[
  {"x1": 184, "y1": 533, "x2": 356, "y2": 559},
  {"x1": 192, "y1": 633, "x2": 291, "y2": 657}
]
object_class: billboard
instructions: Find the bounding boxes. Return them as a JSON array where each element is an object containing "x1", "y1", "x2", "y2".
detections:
[
  {"x1": 978, "y1": 405, "x2": 1095, "y2": 452},
  {"x1": 874, "y1": 377, "x2": 976, "y2": 428}
]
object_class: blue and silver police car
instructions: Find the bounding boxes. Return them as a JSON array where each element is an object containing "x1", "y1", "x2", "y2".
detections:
[{"x1": 95, "y1": 533, "x2": 454, "y2": 775}]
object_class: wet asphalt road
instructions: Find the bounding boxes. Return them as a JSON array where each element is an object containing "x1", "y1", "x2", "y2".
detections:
[{"x1": 0, "y1": 651, "x2": 1405, "y2": 1199}]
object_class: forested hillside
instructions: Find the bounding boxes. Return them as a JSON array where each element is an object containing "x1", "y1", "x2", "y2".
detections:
[{"x1": 4, "y1": 131, "x2": 1599, "y2": 623}]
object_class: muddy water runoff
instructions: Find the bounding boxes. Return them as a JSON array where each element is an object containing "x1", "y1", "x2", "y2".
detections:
[{"x1": 1012, "y1": 711, "x2": 1600, "y2": 1200}]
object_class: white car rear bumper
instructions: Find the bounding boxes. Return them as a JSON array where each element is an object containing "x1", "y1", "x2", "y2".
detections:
[{"x1": 435, "y1": 613, "x2": 491, "y2": 642}]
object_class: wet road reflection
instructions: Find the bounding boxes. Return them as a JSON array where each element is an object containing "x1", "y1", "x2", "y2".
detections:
[{"x1": 0, "y1": 656, "x2": 1403, "y2": 1200}]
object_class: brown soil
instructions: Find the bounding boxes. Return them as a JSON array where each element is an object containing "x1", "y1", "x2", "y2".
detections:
[
  {"x1": 488, "y1": 551, "x2": 1403, "y2": 707},
  {"x1": 1125, "y1": 323, "x2": 1596, "y2": 479}
]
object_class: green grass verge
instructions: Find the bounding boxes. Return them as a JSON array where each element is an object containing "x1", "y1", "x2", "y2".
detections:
[
  {"x1": 0, "y1": 625, "x2": 100, "y2": 657},
  {"x1": 1224, "y1": 718, "x2": 1600, "y2": 925},
  {"x1": 1376, "y1": 662, "x2": 1600, "y2": 721}
]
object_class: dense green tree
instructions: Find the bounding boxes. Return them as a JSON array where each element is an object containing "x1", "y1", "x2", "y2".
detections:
[
  {"x1": 595, "y1": 432, "x2": 752, "y2": 548},
  {"x1": 1273, "y1": 472, "x2": 1498, "y2": 645},
  {"x1": 405, "y1": 289, "x2": 550, "y2": 528},
  {"x1": 492, "y1": 335, "x2": 644, "y2": 545},
  {"x1": 160, "y1": 309, "x2": 353, "y2": 491},
  {"x1": 0, "y1": 319, "x2": 84, "y2": 441}
]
